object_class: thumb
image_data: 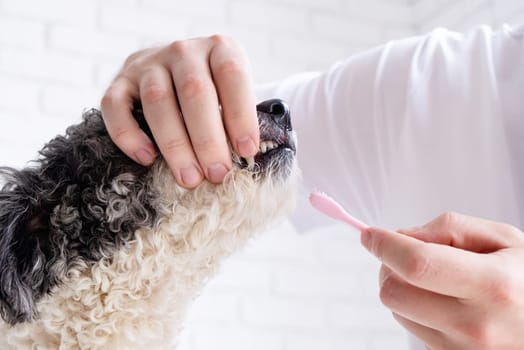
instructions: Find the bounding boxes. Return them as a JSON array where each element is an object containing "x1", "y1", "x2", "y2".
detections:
[{"x1": 398, "y1": 212, "x2": 524, "y2": 253}]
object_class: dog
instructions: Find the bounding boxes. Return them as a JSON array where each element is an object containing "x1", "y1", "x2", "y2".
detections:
[{"x1": 0, "y1": 99, "x2": 299, "y2": 349}]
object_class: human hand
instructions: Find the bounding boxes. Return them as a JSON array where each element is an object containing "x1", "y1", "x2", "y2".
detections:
[
  {"x1": 361, "y1": 212, "x2": 524, "y2": 349},
  {"x1": 101, "y1": 35, "x2": 259, "y2": 188}
]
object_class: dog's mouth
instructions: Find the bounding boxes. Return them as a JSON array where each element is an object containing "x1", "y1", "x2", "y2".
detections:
[
  {"x1": 132, "y1": 99, "x2": 296, "y2": 180},
  {"x1": 233, "y1": 99, "x2": 296, "y2": 177}
]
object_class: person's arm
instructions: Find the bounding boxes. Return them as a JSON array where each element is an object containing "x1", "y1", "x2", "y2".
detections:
[{"x1": 257, "y1": 25, "x2": 524, "y2": 230}]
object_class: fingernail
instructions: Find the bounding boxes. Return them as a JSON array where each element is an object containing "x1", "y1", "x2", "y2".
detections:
[
  {"x1": 180, "y1": 165, "x2": 202, "y2": 188},
  {"x1": 135, "y1": 149, "x2": 155, "y2": 165},
  {"x1": 207, "y1": 163, "x2": 229, "y2": 183},
  {"x1": 237, "y1": 136, "x2": 257, "y2": 157}
]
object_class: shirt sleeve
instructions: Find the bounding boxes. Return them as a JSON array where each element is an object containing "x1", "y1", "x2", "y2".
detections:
[{"x1": 255, "y1": 25, "x2": 524, "y2": 232}]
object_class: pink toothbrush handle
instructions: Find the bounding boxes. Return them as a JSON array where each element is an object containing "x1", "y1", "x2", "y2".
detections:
[
  {"x1": 340, "y1": 215, "x2": 368, "y2": 230},
  {"x1": 309, "y1": 191, "x2": 369, "y2": 231}
]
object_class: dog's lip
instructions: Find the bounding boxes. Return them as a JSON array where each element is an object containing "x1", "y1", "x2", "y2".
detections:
[
  {"x1": 257, "y1": 138, "x2": 295, "y2": 157},
  {"x1": 237, "y1": 132, "x2": 296, "y2": 170},
  {"x1": 259, "y1": 131, "x2": 296, "y2": 153},
  {"x1": 253, "y1": 142, "x2": 294, "y2": 162}
]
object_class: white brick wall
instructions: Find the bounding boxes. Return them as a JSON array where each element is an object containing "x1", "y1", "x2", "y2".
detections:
[
  {"x1": 0, "y1": 0, "x2": 522, "y2": 349},
  {"x1": 411, "y1": 0, "x2": 524, "y2": 32}
]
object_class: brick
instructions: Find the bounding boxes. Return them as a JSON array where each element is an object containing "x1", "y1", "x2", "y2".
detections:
[
  {"x1": 285, "y1": 333, "x2": 367, "y2": 350},
  {"x1": 493, "y1": 0, "x2": 524, "y2": 25},
  {"x1": 311, "y1": 12, "x2": 383, "y2": 45},
  {"x1": 249, "y1": 54, "x2": 315, "y2": 84},
  {"x1": 144, "y1": 0, "x2": 228, "y2": 19},
  {"x1": 49, "y1": 24, "x2": 139, "y2": 59},
  {"x1": 274, "y1": 263, "x2": 360, "y2": 298},
  {"x1": 185, "y1": 19, "x2": 232, "y2": 38},
  {"x1": 503, "y1": 12, "x2": 524, "y2": 26},
  {"x1": 330, "y1": 335, "x2": 369, "y2": 350},
  {"x1": 0, "y1": 111, "x2": 73, "y2": 166},
  {"x1": 343, "y1": 0, "x2": 413, "y2": 25},
  {"x1": 0, "y1": 140, "x2": 41, "y2": 169},
  {"x1": 369, "y1": 331, "x2": 410, "y2": 350},
  {"x1": 285, "y1": 335, "x2": 332, "y2": 350},
  {"x1": 327, "y1": 301, "x2": 399, "y2": 332},
  {"x1": 238, "y1": 221, "x2": 317, "y2": 262},
  {"x1": 0, "y1": 50, "x2": 93, "y2": 86},
  {"x1": 103, "y1": 0, "x2": 139, "y2": 5},
  {"x1": 204, "y1": 257, "x2": 273, "y2": 295},
  {"x1": 269, "y1": 34, "x2": 354, "y2": 64},
  {"x1": 356, "y1": 266, "x2": 383, "y2": 301},
  {"x1": 232, "y1": 29, "x2": 272, "y2": 57},
  {"x1": 0, "y1": 16, "x2": 45, "y2": 49},
  {"x1": 2, "y1": 0, "x2": 96, "y2": 26},
  {"x1": 416, "y1": 0, "x2": 492, "y2": 33},
  {"x1": 230, "y1": 1, "x2": 309, "y2": 34},
  {"x1": 93, "y1": 60, "x2": 122, "y2": 88},
  {"x1": 0, "y1": 113, "x2": 71, "y2": 144},
  {"x1": 254, "y1": 49, "x2": 372, "y2": 83},
  {"x1": 453, "y1": 8, "x2": 495, "y2": 32},
  {"x1": 279, "y1": 0, "x2": 342, "y2": 12},
  {"x1": 186, "y1": 294, "x2": 240, "y2": 322},
  {"x1": 41, "y1": 85, "x2": 101, "y2": 116},
  {"x1": 189, "y1": 326, "x2": 283, "y2": 350},
  {"x1": 174, "y1": 329, "x2": 191, "y2": 350},
  {"x1": 0, "y1": 77, "x2": 40, "y2": 114},
  {"x1": 100, "y1": 5, "x2": 189, "y2": 38},
  {"x1": 241, "y1": 296, "x2": 325, "y2": 328},
  {"x1": 312, "y1": 224, "x2": 373, "y2": 266},
  {"x1": 411, "y1": 0, "x2": 447, "y2": 24},
  {"x1": 382, "y1": 25, "x2": 419, "y2": 41}
]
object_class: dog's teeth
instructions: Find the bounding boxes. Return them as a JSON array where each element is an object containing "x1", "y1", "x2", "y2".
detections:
[
  {"x1": 246, "y1": 156, "x2": 255, "y2": 169},
  {"x1": 260, "y1": 142, "x2": 267, "y2": 153},
  {"x1": 258, "y1": 140, "x2": 280, "y2": 154}
]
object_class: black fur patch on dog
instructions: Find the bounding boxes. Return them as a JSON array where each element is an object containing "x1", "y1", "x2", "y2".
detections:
[{"x1": 0, "y1": 109, "x2": 157, "y2": 325}]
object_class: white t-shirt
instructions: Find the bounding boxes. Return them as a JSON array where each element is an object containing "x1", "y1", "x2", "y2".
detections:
[{"x1": 256, "y1": 25, "x2": 524, "y2": 349}]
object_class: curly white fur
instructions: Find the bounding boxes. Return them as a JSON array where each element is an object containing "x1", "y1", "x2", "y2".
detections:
[{"x1": 0, "y1": 160, "x2": 299, "y2": 349}]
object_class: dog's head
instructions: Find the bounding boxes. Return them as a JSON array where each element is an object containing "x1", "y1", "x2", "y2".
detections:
[
  {"x1": 150, "y1": 98, "x2": 299, "y2": 253},
  {"x1": 0, "y1": 99, "x2": 299, "y2": 326}
]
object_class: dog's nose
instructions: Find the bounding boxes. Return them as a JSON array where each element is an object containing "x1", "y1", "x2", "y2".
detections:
[{"x1": 256, "y1": 99, "x2": 292, "y2": 131}]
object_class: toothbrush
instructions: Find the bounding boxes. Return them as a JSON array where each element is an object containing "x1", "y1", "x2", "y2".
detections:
[{"x1": 309, "y1": 191, "x2": 369, "y2": 230}]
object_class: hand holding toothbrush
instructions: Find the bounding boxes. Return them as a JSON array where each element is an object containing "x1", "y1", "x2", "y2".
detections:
[{"x1": 310, "y1": 191, "x2": 524, "y2": 350}]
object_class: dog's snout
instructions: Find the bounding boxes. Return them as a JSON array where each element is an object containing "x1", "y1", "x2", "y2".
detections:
[{"x1": 256, "y1": 99, "x2": 292, "y2": 131}]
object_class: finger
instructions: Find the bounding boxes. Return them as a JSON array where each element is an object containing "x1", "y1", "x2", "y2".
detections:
[
  {"x1": 392, "y1": 313, "x2": 454, "y2": 350},
  {"x1": 398, "y1": 212, "x2": 524, "y2": 252},
  {"x1": 139, "y1": 66, "x2": 204, "y2": 188},
  {"x1": 379, "y1": 265, "x2": 467, "y2": 334},
  {"x1": 361, "y1": 227, "x2": 490, "y2": 298},
  {"x1": 168, "y1": 40, "x2": 232, "y2": 184},
  {"x1": 209, "y1": 35, "x2": 259, "y2": 158},
  {"x1": 101, "y1": 76, "x2": 157, "y2": 166}
]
